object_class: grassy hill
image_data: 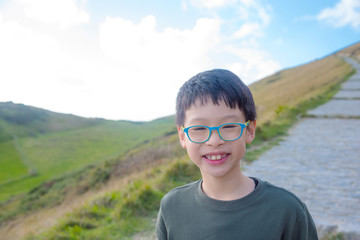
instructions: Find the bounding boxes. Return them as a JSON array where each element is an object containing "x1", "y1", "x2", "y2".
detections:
[
  {"x1": 0, "y1": 102, "x2": 103, "y2": 141},
  {"x1": 0, "y1": 103, "x2": 176, "y2": 201},
  {"x1": 0, "y1": 42, "x2": 358, "y2": 240},
  {"x1": 250, "y1": 54, "x2": 355, "y2": 125}
]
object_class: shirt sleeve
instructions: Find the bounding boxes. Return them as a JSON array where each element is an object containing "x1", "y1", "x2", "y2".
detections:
[
  {"x1": 291, "y1": 205, "x2": 319, "y2": 240},
  {"x1": 155, "y1": 206, "x2": 167, "y2": 240}
]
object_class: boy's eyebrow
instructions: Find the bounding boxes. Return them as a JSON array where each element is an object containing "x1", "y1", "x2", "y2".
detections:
[
  {"x1": 185, "y1": 117, "x2": 207, "y2": 125},
  {"x1": 222, "y1": 114, "x2": 243, "y2": 121}
]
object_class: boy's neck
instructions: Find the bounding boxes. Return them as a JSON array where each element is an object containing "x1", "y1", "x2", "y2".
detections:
[{"x1": 201, "y1": 171, "x2": 255, "y2": 201}]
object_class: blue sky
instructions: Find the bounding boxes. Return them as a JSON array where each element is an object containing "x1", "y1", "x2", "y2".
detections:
[{"x1": 0, "y1": 0, "x2": 359, "y2": 121}]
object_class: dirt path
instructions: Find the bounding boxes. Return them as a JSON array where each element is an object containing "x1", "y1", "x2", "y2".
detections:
[{"x1": 243, "y1": 57, "x2": 360, "y2": 239}]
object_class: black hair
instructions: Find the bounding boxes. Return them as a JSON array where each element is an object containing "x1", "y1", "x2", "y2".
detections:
[{"x1": 176, "y1": 69, "x2": 256, "y2": 126}]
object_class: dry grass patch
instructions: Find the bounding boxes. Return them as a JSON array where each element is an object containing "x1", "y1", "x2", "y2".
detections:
[{"x1": 250, "y1": 56, "x2": 353, "y2": 125}]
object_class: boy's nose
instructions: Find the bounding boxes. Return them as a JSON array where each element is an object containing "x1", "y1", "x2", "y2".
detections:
[{"x1": 206, "y1": 130, "x2": 225, "y2": 146}]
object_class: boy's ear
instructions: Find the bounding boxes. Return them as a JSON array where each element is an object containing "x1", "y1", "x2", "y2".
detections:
[
  {"x1": 177, "y1": 126, "x2": 187, "y2": 149},
  {"x1": 245, "y1": 120, "x2": 256, "y2": 144}
]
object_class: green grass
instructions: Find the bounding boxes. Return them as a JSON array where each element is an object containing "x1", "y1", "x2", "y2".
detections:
[
  {"x1": 0, "y1": 130, "x2": 183, "y2": 226},
  {"x1": 25, "y1": 156, "x2": 200, "y2": 240},
  {"x1": 0, "y1": 141, "x2": 29, "y2": 184},
  {"x1": 0, "y1": 127, "x2": 191, "y2": 238},
  {"x1": 0, "y1": 117, "x2": 176, "y2": 202}
]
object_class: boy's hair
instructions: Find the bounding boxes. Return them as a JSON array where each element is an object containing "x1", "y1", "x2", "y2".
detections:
[{"x1": 176, "y1": 69, "x2": 256, "y2": 126}]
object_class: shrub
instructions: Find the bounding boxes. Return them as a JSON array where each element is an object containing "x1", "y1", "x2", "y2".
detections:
[
  {"x1": 60, "y1": 219, "x2": 97, "y2": 231},
  {"x1": 92, "y1": 192, "x2": 120, "y2": 209},
  {"x1": 88, "y1": 167, "x2": 111, "y2": 188},
  {"x1": 120, "y1": 185, "x2": 163, "y2": 217},
  {"x1": 164, "y1": 161, "x2": 200, "y2": 183}
]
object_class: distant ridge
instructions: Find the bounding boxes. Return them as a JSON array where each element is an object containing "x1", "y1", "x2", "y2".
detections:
[
  {"x1": 0, "y1": 101, "x2": 103, "y2": 142},
  {"x1": 334, "y1": 41, "x2": 360, "y2": 61}
]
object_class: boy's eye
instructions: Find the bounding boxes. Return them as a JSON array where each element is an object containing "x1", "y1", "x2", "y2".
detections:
[
  {"x1": 190, "y1": 127, "x2": 207, "y2": 131},
  {"x1": 222, "y1": 124, "x2": 238, "y2": 129}
]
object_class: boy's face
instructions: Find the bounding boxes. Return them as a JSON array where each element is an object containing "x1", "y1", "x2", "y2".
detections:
[{"x1": 177, "y1": 99, "x2": 256, "y2": 180}]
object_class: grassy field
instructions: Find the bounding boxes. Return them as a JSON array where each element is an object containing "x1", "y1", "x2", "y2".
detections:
[
  {"x1": 0, "y1": 116, "x2": 176, "y2": 201},
  {"x1": 27, "y1": 159, "x2": 199, "y2": 240},
  {"x1": 0, "y1": 141, "x2": 28, "y2": 184}
]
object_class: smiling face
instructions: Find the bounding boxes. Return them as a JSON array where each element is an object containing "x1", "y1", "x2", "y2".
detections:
[{"x1": 178, "y1": 98, "x2": 256, "y2": 180}]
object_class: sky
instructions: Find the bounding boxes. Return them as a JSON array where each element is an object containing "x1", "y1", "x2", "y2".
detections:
[{"x1": 0, "y1": 0, "x2": 359, "y2": 122}]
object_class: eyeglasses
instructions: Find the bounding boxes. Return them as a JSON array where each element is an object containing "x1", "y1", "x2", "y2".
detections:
[{"x1": 181, "y1": 121, "x2": 250, "y2": 143}]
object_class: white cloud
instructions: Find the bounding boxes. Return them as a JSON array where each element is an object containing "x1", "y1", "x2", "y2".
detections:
[
  {"x1": 257, "y1": 4, "x2": 271, "y2": 26},
  {"x1": 0, "y1": 13, "x2": 60, "y2": 90},
  {"x1": 233, "y1": 22, "x2": 262, "y2": 38},
  {"x1": 317, "y1": 0, "x2": 360, "y2": 29},
  {"x1": 188, "y1": 0, "x2": 271, "y2": 26},
  {"x1": 224, "y1": 47, "x2": 281, "y2": 84},
  {"x1": 0, "y1": 2, "x2": 100, "y2": 119},
  {"x1": 99, "y1": 15, "x2": 221, "y2": 70},
  {"x1": 14, "y1": 0, "x2": 89, "y2": 28},
  {"x1": 221, "y1": 0, "x2": 277, "y2": 83},
  {"x1": 96, "y1": 16, "x2": 222, "y2": 120},
  {"x1": 0, "y1": 12, "x2": 97, "y2": 118},
  {"x1": 1, "y1": 8, "x2": 224, "y2": 121},
  {"x1": 207, "y1": 0, "x2": 271, "y2": 42}
]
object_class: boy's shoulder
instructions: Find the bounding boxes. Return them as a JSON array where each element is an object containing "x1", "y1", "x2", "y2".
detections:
[
  {"x1": 163, "y1": 180, "x2": 200, "y2": 197},
  {"x1": 160, "y1": 180, "x2": 200, "y2": 206},
  {"x1": 259, "y1": 178, "x2": 309, "y2": 212}
]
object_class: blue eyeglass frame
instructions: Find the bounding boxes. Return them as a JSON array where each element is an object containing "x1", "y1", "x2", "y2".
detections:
[{"x1": 181, "y1": 120, "x2": 250, "y2": 143}]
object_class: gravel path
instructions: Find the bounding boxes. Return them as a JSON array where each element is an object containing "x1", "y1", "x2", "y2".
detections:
[{"x1": 244, "y1": 57, "x2": 360, "y2": 239}]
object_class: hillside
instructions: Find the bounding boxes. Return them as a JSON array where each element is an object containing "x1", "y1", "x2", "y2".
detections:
[
  {"x1": 250, "y1": 54, "x2": 354, "y2": 125},
  {"x1": 0, "y1": 42, "x2": 358, "y2": 240},
  {"x1": 0, "y1": 103, "x2": 176, "y2": 201},
  {"x1": 0, "y1": 102, "x2": 103, "y2": 142}
]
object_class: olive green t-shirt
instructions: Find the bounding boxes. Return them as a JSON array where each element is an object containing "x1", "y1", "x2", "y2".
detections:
[{"x1": 156, "y1": 178, "x2": 318, "y2": 240}]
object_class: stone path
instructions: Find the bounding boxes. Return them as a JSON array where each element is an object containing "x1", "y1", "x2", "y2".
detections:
[{"x1": 244, "y1": 57, "x2": 360, "y2": 239}]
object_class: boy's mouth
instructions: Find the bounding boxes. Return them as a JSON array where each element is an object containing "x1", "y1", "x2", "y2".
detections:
[
  {"x1": 204, "y1": 154, "x2": 228, "y2": 160},
  {"x1": 203, "y1": 153, "x2": 229, "y2": 165}
]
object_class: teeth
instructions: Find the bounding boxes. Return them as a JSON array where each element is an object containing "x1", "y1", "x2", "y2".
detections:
[{"x1": 206, "y1": 154, "x2": 227, "y2": 160}]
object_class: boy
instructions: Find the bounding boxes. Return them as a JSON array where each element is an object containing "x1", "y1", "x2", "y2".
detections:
[{"x1": 156, "y1": 69, "x2": 318, "y2": 240}]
